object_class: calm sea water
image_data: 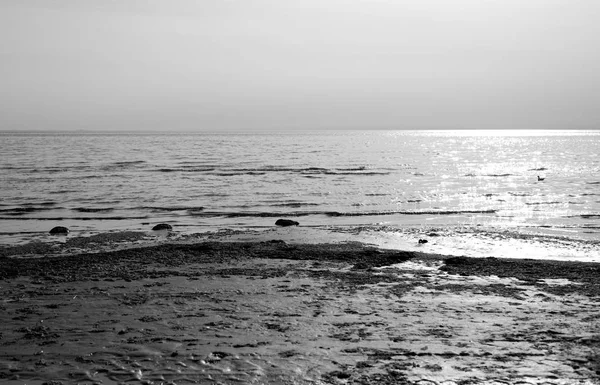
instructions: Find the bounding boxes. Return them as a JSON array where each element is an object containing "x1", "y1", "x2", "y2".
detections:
[{"x1": 1, "y1": 130, "x2": 599, "y2": 252}]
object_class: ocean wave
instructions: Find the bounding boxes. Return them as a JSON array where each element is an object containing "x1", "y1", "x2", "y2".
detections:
[
  {"x1": 229, "y1": 167, "x2": 319, "y2": 173},
  {"x1": 1, "y1": 166, "x2": 38, "y2": 171},
  {"x1": 323, "y1": 171, "x2": 391, "y2": 175},
  {"x1": 529, "y1": 167, "x2": 548, "y2": 171},
  {"x1": 0, "y1": 216, "x2": 149, "y2": 221},
  {"x1": 29, "y1": 166, "x2": 93, "y2": 173},
  {"x1": 49, "y1": 190, "x2": 80, "y2": 194},
  {"x1": 288, "y1": 167, "x2": 327, "y2": 173},
  {"x1": 113, "y1": 160, "x2": 146, "y2": 166},
  {"x1": 25, "y1": 202, "x2": 57, "y2": 206},
  {"x1": 151, "y1": 166, "x2": 389, "y2": 176},
  {"x1": 562, "y1": 214, "x2": 600, "y2": 220},
  {"x1": 525, "y1": 201, "x2": 561, "y2": 206},
  {"x1": 74, "y1": 207, "x2": 115, "y2": 213},
  {"x1": 324, "y1": 209, "x2": 498, "y2": 217},
  {"x1": 580, "y1": 214, "x2": 600, "y2": 219},
  {"x1": 101, "y1": 160, "x2": 147, "y2": 171},
  {"x1": 294, "y1": 166, "x2": 391, "y2": 175},
  {"x1": 270, "y1": 202, "x2": 321, "y2": 208},
  {"x1": 156, "y1": 168, "x2": 215, "y2": 173},
  {"x1": 461, "y1": 173, "x2": 513, "y2": 178},
  {"x1": 212, "y1": 172, "x2": 266, "y2": 176},
  {"x1": 586, "y1": 181, "x2": 600, "y2": 185},
  {"x1": 192, "y1": 209, "x2": 498, "y2": 218},
  {"x1": 69, "y1": 175, "x2": 104, "y2": 180},
  {"x1": 140, "y1": 206, "x2": 205, "y2": 212},
  {"x1": 175, "y1": 160, "x2": 213, "y2": 164},
  {"x1": 181, "y1": 167, "x2": 217, "y2": 172},
  {"x1": 0, "y1": 207, "x2": 57, "y2": 214}
]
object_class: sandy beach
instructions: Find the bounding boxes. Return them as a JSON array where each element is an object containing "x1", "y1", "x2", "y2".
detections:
[{"x1": 1, "y1": 234, "x2": 600, "y2": 385}]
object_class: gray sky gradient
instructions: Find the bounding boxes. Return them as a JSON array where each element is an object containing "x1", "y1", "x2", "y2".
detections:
[{"x1": 1, "y1": 0, "x2": 599, "y2": 131}]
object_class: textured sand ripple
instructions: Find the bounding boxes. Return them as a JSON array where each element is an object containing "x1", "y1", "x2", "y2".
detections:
[{"x1": 1, "y1": 242, "x2": 599, "y2": 384}]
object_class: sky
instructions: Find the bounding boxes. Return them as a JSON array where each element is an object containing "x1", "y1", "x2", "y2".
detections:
[{"x1": 1, "y1": 0, "x2": 599, "y2": 131}]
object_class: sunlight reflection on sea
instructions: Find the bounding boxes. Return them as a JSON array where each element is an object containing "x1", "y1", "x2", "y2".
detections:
[{"x1": 1, "y1": 130, "x2": 599, "y2": 256}]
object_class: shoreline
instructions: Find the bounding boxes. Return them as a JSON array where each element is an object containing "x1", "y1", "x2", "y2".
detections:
[
  {"x1": 2, "y1": 218, "x2": 600, "y2": 248},
  {"x1": 3, "y1": 238, "x2": 600, "y2": 283},
  {"x1": 2, "y1": 225, "x2": 600, "y2": 262},
  {"x1": 1, "y1": 239, "x2": 600, "y2": 384}
]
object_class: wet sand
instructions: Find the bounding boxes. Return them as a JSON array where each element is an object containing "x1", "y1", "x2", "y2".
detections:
[{"x1": 1, "y1": 237, "x2": 600, "y2": 384}]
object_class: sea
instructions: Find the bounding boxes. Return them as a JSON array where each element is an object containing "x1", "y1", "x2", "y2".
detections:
[{"x1": 1, "y1": 130, "x2": 599, "y2": 261}]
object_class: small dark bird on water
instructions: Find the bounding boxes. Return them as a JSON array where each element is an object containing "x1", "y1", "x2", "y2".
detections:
[{"x1": 537, "y1": 176, "x2": 545, "y2": 181}]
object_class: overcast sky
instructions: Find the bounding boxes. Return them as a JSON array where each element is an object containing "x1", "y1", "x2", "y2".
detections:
[{"x1": 1, "y1": 0, "x2": 599, "y2": 131}]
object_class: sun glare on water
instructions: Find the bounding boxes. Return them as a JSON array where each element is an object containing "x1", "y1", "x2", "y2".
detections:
[{"x1": 427, "y1": 130, "x2": 594, "y2": 137}]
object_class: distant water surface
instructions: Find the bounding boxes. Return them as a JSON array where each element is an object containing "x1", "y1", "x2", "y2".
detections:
[{"x1": 1, "y1": 130, "x2": 599, "y2": 250}]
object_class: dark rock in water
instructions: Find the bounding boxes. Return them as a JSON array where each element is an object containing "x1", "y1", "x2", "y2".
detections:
[
  {"x1": 275, "y1": 219, "x2": 299, "y2": 227},
  {"x1": 418, "y1": 239, "x2": 428, "y2": 244},
  {"x1": 152, "y1": 223, "x2": 173, "y2": 231},
  {"x1": 49, "y1": 226, "x2": 69, "y2": 235}
]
